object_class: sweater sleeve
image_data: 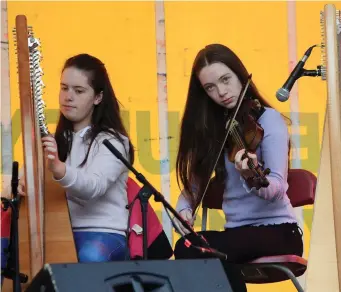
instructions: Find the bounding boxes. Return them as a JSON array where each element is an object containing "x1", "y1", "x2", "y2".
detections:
[
  {"x1": 175, "y1": 180, "x2": 200, "y2": 213},
  {"x1": 240, "y1": 109, "x2": 290, "y2": 201},
  {"x1": 55, "y1": 135, "x2": 129, "y2": 201},
  {"x1": 175, "y1": 191, "x2": 193, "y2": 213}
]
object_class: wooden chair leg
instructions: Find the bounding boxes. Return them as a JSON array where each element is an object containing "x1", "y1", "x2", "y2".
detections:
[{"x1": 202, "y1": 208, "x2": 208, "y2": 231}]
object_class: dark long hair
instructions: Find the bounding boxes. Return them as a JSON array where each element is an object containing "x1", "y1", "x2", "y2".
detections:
[
  {"x1": 55, "y1": 53, "x2": 134, "y2": 166},
  {"x1": 176, "y1": 44, "x2": 290, "y2": 210}
]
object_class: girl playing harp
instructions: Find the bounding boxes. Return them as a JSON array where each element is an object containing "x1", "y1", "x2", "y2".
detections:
[{"x1": 19, "y1": 53, "x2": 135, "y2": 263}]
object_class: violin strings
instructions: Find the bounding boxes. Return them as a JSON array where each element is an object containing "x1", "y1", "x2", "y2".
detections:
[{"x1": 230, "y1": 128, "x2": 258, "y2": 171}]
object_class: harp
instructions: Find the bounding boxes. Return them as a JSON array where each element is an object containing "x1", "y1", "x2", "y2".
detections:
[
  {"x1": 2, "y1": 15, "x2": 77, "y2": 291},
  {"x1": 305, "y1": 4, "x2": 341, "y2": 292}
]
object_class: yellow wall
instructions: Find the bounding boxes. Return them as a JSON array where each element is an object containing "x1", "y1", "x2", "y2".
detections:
[{"x1": 5, "y1": 1, "x2": 341, "y2": 291}]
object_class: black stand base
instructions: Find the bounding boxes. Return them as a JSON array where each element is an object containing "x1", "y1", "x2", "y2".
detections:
[
  {"x1": 1, "y1": 197, "x2": 28, "y2": 292},
  {"x1": 1, "y1": 162, "x2": 28, "y2": 292}
]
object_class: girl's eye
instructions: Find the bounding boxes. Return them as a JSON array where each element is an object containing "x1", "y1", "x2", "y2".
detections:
[{"x1": 222, "y1": 76, "x2": 229, "y2": 83}]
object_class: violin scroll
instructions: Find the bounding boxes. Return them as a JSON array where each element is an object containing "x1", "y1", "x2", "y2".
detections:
[{"x1": 241, "y1": 154, "x2": 271, "y2": 190}]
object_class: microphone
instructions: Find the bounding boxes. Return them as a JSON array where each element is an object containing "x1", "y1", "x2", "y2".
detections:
[
  {"x1": 203, "y1": 247, "x2": 228, "y2": 260},
  {"x1": 276, "y1": 45, "x2": 316, "y2": 102},
  {"x1": 184, "y1": 239, "x2": 228, "y2": 260},
  {"x1": 102, "y1": 139, "x2": 133, "y2": 171}
]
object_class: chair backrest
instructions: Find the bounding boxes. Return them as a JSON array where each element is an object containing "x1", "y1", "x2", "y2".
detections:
[
  {"x1": 286, "y1": 169, "x2": 316, "y2": 207},
  {"x1": 202, "y1": 168, "x2": 317, "y2": 210}
]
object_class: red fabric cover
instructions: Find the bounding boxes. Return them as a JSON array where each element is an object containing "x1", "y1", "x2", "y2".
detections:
[
  {"x1": 1, "y1": 207, "x2": 11, "y2": 238},
  {"x1": 127, "y1": 178, "x2": 163, "y2": 258}
]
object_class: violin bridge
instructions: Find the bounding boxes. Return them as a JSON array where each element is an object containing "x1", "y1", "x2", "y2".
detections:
[
  {"x1": 254, "y1": 99, "x2": 261, "y2": 108},
  {"x1": 226, "y1": 119, "x2": 239, "y2": 130},
  {"x1": 232, "y1": 120, "x2": 239, "y2": 130}
]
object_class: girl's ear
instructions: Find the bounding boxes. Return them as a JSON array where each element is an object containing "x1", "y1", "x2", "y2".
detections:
[{"x1": 94, "y1": 91, "x2": 103, "y2": 105}]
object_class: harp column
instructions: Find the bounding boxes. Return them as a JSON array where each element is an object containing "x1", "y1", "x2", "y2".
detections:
[
  {"x1": 286, "y1": 1, "x2": 306, "y2": 286},
  {"x1": 305, "y1": 4, "x2": 341, "y2": 292}
]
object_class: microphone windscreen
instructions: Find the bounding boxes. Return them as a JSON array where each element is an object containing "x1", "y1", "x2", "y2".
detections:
[{"x1": 276, "y1": 88, "x2": 290, "y2": 102}]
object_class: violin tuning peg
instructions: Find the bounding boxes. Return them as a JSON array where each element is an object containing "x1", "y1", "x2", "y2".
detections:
[{"x1": 264, "y1": 168, "x2": 271, "y2": 176}]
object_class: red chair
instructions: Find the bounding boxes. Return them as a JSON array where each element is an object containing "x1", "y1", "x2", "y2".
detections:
[{"x1": 201, "y1": 168, "x2": 316, "y2": 292}]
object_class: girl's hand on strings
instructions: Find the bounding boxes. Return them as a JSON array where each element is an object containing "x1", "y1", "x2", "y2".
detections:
[
  {"x1": 18, "y1": 177, "x2": 26, "y2": 196},
  {"x1": 234, "y1": 149, "x2": 258, "y2": 179},
  {"x1": 42, "y1": 136, "x2": 66, "y2": 180}
]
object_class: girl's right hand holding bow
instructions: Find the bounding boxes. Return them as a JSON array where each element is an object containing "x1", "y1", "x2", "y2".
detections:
[{"x1": 173, "y1": 209, "x2": 195, "y2": 236}]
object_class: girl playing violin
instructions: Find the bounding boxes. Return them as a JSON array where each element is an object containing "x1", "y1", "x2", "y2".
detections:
[
  {"x1": 19, "y1": 54, "x2": 135, "y2": 263},
  {"x1": 173, "y1": 44, "x2": 303, "y2": 292}
]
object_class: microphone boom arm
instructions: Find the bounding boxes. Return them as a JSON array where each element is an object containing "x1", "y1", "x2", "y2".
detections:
[{"x1": 102, "y1": 139, "x2": 228, "y2": 261}]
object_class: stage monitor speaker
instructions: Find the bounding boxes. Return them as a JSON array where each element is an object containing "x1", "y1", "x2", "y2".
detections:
[{"x1": 24, "y1": 259, "x2": 233, "y2": 292}]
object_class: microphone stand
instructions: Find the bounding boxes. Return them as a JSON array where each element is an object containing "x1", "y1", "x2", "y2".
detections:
[
  {"x1": 1, "y1": 162, "x2": 28, "y2": 292},
  {"x1": 276, "y1": 44, "x2": 322, "y2": 102},
  {"x1": 301, "y1": 66, "x2": 322, "y2": 78},
  {"x1": 103, "y1": 140, "x2": 228, "y2": 261},
  {"x1": 131, "y1": 184, "x2": 153, "y2": 260}
]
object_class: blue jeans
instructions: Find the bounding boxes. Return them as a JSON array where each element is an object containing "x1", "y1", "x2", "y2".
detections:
[
  {"x1": 1, "y1": 238, "x2": 9, "y2": 287},
  {"x1": 73, "y1": 231, "x2": 128, "y2": 263}
]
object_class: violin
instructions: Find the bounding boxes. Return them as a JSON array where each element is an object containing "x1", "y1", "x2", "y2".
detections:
[
  {"x1": 225, "y1": 96, "x2": 271, "y2": 189},
  {"x1": 194, "y1": 74, "x2": 271, "y2": 215}
]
